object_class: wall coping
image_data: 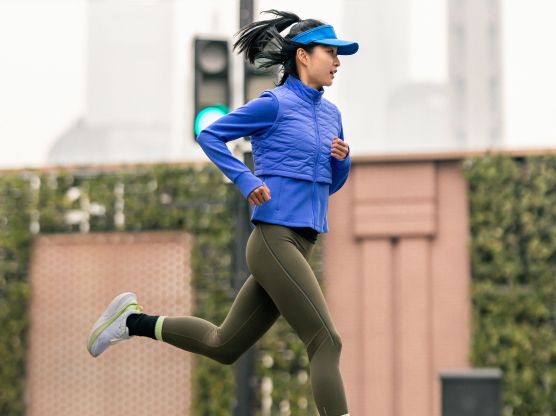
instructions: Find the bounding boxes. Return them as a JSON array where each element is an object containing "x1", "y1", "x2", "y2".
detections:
[
  {"x1": 351, "y1": 147, "x2": 556, "y2": 164},
  {"x1": 2, "y1": 147, "x2": 556, "y2": 174}
]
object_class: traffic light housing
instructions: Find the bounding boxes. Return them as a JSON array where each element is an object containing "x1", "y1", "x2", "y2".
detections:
[
  {"x1": 194, "y1": 38, "x2": 230, "y2": 138},
  {"x1": 242, "y1": 60, "x2": 278, "y2": 146},
  {"x1": 244, "y1": 60, "x2": 277, "y2": 103}
]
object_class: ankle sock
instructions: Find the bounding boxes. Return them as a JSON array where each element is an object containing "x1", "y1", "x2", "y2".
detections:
[{"x1": 126, "y1": 313, "x2": 159, "y2": 340}]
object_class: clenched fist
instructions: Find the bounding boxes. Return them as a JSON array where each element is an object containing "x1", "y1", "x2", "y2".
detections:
[
  {"x1": 247, "y1": 182, "x2": 271, "y2": 206},
  {"x1": 331, "y1": 137, "x2": 349, "y2": 161}
]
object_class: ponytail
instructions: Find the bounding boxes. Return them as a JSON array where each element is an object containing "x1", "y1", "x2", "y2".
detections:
[{"x1": 233, "y1": 10, "x2": 326, "y2": 85}]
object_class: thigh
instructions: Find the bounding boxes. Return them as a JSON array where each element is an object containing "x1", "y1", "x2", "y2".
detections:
[{"x1": 246, "y1": 224, "x2": 340, "y2": 351}]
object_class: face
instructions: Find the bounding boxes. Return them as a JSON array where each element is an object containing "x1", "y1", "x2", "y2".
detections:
[{"x1": 297, "y1": 45, "x2": 341, "y2": 89}]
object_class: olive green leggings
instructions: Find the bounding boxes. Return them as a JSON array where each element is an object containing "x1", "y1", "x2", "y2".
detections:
[{"x1": 160, "y1": 222, "x2": 349, "y2": 416}]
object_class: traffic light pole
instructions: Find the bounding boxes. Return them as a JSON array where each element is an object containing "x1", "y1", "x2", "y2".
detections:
[{"x1": 232, "y1": 2, "x2": 256, "y2": 416}]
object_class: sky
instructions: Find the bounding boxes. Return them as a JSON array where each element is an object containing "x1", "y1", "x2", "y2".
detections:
[{"x1": 0, "y1": 0, "x2": 555, "y2": 168}]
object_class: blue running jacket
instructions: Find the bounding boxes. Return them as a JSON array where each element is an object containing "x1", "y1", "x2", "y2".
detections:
[{"x1": 196, "y1": 74, "x2": 351, "y2": 233}]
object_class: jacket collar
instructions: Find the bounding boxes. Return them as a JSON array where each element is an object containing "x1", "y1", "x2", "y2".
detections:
[{"x1": 284, "y1": 75, "x2": 324, "y2": 105}]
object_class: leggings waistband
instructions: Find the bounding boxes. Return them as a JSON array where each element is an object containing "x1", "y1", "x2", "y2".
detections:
[{"x1": 252, "y1": 220, "x2": 318, "y2": 245}]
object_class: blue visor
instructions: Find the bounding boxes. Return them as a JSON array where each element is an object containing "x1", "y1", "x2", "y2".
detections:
[{"x1": 291, "y1": 24, "x2": 359, "y2": 55}]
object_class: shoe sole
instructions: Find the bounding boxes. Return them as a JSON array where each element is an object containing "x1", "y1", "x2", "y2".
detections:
[{"x1": 87, "y1": 292, "x2": 140, "y2": 356}]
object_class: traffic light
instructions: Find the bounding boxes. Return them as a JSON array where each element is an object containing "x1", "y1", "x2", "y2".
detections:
[
  {"x1": 244, "y1": 59, "x2": 277, "y2": 103},
  {"x1": 194, "y1": 38, "x2": 231, "y2": 138}
]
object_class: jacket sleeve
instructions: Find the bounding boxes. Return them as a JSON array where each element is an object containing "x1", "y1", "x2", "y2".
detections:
[
  {"x1": 329, "y1": 111, "x2": 352, "y2": 196},
  {"x1": 196, "y1": 92, "x2": 278, "y2": 199}
]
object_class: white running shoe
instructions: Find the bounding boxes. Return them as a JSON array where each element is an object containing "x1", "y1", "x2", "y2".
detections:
[{"x1": 87, "y1": 292, "x2": 143, "y2": 358}]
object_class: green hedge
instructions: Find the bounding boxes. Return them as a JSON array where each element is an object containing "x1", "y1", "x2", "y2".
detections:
[
  {"x1": 0, "y1": 164, "x2": 320, "y2": 415},
  {"x1": 464, "y1": 155, "x2": 556, "y2": 415}
]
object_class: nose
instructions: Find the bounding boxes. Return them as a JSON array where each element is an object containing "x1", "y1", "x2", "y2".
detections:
[{"x1": 334, "y1": 55, "x2": 341, "y2": 67}]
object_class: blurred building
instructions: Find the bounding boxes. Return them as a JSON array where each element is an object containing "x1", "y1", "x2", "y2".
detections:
[
  {"x1": 385, "y1": 82, "x2": 451, "y2": 152},
  {"x1": 0, "y1": 0, "x2": 508, "y2": 167},
  {"x1": 338, "y1": 0, "x2": 503, "y2": 153},
  {"x1": 448, "y1": 0, "x2": 504, "y2": 149},
  {"x1": 334, "y1": 0, "x2": 414, "y2": 154},
  {"x1": 47, "y1": 0, "x2": 238, "y2": 165}
]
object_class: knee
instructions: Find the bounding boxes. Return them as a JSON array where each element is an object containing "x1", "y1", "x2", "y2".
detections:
[
  {"x1": 215, "y1": 354, "x2": 238, "y2": 365},
  {"x1": 322, "y1": 329, "x2": 343, "y2": 360},
  {"x1": 330, "y1": 330, "x2": 343, "y2": 353},
  {"x1": 309, "y1": 327, "x2": 343, "y2": 362},
  {"x1": 205, "y1": 329, "x2": 242, "y2": 365},
  {"x1": 216, "y1": 348, "x2": 248, "y2": 365}
]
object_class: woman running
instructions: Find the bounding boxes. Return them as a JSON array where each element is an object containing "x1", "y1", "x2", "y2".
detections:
[{"x1": 87, "y1": 10, "x2": 358, "y2": 416}]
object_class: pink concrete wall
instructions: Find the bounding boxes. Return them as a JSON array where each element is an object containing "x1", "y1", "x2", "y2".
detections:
[
  {"x1": 26, "y1": 232, "x2": 194, "y2": 416},
  {"x1": 324, "y1": 158, "x2": 471, "y2": 416}
]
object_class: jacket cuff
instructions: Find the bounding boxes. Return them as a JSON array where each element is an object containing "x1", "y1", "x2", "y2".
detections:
[
  {"x1": 332, "y1": 153, "x2": 351, "y2": 170},
  {"x1": 235, "y1": 171, "x2": 264, "y2": 199}
]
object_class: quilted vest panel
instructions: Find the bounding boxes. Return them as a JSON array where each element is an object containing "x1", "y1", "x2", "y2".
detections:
[{"x1": 251, "y1": 84, "x2": 341, "y2": 184}]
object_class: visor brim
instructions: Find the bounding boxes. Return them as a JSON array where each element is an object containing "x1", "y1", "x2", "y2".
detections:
[{"x1": 314, "y1": 39, "x2": 359, "y2": 55}]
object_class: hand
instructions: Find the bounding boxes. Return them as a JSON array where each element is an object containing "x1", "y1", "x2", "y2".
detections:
[
  {"x1": 331, "y1": 137, "x2": 349, "y2": 160},
  {"x1": 247, "y1": 182, "x2": 271, "y2": 206}
]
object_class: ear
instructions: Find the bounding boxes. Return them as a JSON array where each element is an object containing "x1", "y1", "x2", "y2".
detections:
[{"x1": 296, "y1": 47, "x2": 310, "y2": 67}]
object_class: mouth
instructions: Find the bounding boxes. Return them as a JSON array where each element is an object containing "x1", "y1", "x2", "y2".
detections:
[{"x1": 330, "y1": 70, "x2": 337, "y2": 78}]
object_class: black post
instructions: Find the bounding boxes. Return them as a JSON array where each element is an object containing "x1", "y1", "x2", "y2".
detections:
[
  {"x1": 232, "y1": 2, "x2": 256, "y2": 416},
  {"x1": 231, "y1": 153, "x2": 256, "y2": 416}
]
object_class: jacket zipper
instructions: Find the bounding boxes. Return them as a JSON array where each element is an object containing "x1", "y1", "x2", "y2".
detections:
[{"x1": 312, "y1": 104, "x2": 321, "y2": 228}]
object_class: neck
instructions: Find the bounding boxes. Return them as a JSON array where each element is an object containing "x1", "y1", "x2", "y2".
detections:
[{"x1": 298, "y1": 72, "x2": 322, "y2": 91}]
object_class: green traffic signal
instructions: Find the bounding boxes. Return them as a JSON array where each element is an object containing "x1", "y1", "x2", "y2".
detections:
[{"x1": 194, "y1": 105, "x2": 229, "y2": 136}]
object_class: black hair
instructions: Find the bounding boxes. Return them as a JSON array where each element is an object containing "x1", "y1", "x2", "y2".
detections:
[{"x1": 233, "y1": 9, "x2": 326, "y2": 85}]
